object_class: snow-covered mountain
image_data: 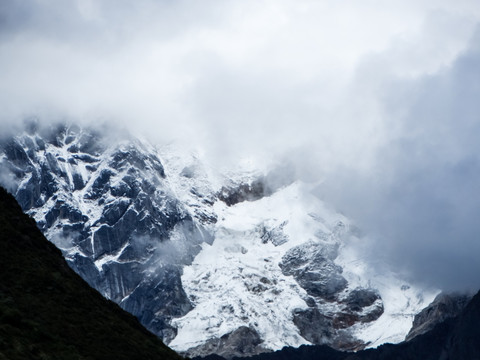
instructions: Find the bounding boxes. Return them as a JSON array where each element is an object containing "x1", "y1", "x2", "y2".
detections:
[
  {"x1": 170, "y1": 182, "x2": 437, "y2": 358},
  {"x1": 0, "y1": 121, "x2": 215, "y2": 342},
  {"x1": 0, "y1": 121, "x2": 438, "y2": 358}
]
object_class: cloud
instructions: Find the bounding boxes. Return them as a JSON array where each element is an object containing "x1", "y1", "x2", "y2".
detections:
[
  {"x1": 0, "y1": 164, "x2": 17, "y2": 193},
  {"x1": 317, "y1": 28, "x2": 480, "y2": 291},
  {"x1": 1, "y1": 0, "x2": 480, "y2": 290}
]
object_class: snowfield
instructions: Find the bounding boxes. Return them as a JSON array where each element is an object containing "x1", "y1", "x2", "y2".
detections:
[{"x1": 170, "y1": 181, "x2": 438, "y2": 352}]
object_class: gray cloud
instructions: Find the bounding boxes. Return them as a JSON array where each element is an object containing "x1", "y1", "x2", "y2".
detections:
[
  {"x1": 1, "y1": 0, "x2": 480, "y2": 291},
  {"x1": 318, "y1": 29, "x2": 480, "y2": 291}
]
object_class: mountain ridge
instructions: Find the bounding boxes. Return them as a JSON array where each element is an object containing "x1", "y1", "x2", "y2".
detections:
[{"x1": 0, "y1": 121, "x2": 441, "y2": 358}]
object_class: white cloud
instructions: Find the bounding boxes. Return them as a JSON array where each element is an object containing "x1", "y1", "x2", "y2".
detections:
[{"x1": 1, "y1": 0, "x2": 480, "y2": 290}]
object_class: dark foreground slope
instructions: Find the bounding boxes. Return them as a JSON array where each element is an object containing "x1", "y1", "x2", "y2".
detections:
[
  {"x1": 0, "y1": 187, "x2": 182, "y2": 360},
  {"x1": 198, "y1": 291, "x2": 480, "y2": 360}
]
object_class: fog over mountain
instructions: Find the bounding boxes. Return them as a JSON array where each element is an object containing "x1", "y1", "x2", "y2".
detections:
[{"x1": 1, "y1": 0, "x2": 480, "y2": 291}]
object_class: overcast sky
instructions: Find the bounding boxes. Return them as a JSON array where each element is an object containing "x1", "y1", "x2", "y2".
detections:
[{"x1": 1, "y1": 0, "x2": 480, "y2": 291}]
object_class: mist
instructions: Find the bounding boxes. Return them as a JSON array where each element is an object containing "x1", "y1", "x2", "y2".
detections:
[
  {"x1": 318, "y1": 31, "x2": 480, "y2": 291},
  {"x1": 1, "y1": 0, "x2": 480, "y2": 291}
]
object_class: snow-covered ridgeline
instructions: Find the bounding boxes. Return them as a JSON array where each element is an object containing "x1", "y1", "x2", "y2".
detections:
[{"x1": 170, "y1": 181, "x2": 438, "y2": 353}]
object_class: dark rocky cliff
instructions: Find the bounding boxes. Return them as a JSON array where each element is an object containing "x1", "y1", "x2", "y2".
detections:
[{"x1": 406, "y1": 292, "x2": 470, "y2": 341}]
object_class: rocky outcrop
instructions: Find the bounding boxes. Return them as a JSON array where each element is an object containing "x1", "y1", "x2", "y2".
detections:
[
  {"x1": 279, "y1": 238, "x2": 384, "y2": 351},
  {"x1": 185, "y1": 327, "x2": 266, "y2": 359},
  {"x1": 279, "y1": 240, "x2": 347, "y2": 301},
  {"x1": 405, "y1": 292, "x2": 470, "y2": 341},
  {"x1": 217, "y1": 164, "x2": 295, "y2": 207},
  {"x1": 259, "y1": 220, "x2": 289, "y2": 246},
  {"x1": 218, "y1": 179, "x2": 271, "y2": 206},
  {"x1": 292, "y1": 308, "x2": 333, "y2": 344}
]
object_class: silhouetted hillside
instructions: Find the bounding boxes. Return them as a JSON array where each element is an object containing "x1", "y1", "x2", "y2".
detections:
[{"x1": 0, "y1": 186, "x2": 183, "y2": 360}]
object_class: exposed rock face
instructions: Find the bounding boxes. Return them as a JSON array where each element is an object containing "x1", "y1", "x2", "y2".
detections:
[
  {"x1": 292, "y1": 308, "x2": 333, "y2": 344},
  {"x1": 217, "y1": 164, "x2": 295, "y2": 207},
  {"x1": 185, "y1": 327, "x2": 266, "y2": 359},
  {"x1": 218, "y1": 179, "x2": 271, "y2": 206},
  {"x1": 405, "y1": 292, "x2": 471, "y2": 341},
  {"x1": 280, "y1": 240, "x2": 348, "y2": 301},
  {"x1": 259, "y1": 220, "x2": 289, "y2": 246},
  {"x1": 279, "y1": 240, "x2": 383, "y2": 350},
  {"x1": 0, "y1": 122, "x2": 214, "y2": 343},
  {"x1": 331, "y1": 288, "x2": 384, "y2": 334},
  {"x1": 447, "y1": 289, "x2": 480, "y2": 359}
]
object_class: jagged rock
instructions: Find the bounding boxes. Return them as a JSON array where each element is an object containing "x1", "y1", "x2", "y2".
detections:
[
  {"x1": 184, "y1": 327, "x2": 265, "y2": 359},
  {"x1": 406, "y1": 292, "x2": 471, "y2": 341},
  {"x1": 102, "y1": 198, "x2": 132, "y2": 225},
  {"x1": 293, "y1": 308, "x2": 333, "y2": 344},
  {"x1": 329, "y1": 289, "x2": 384, "y2": 330},
  {"x1": 259, "y1": 220, "x2": 289, "y2": 246},
  {"x1": 218, "y1": 178, "x2": 271, "y2": 206},
  {"x1": 1, "y1": 139, "x2": 31, "y2": 166},
  {"x1": 279, "y1": 241, "x2": 347, "y2": 301},
  {"x1": 72, "y1": 171, "x2": 85, "y2": 190},
  {"x1": 344, "y1": 288, "x2": 381, "y2": 311},
  {"x1": 217, "y1": 165, "x2": 296, "y2": 207},
  {"x1": 121, "y1": 264, "x2": 192, "y2": 344},
  {"x1": 337, "y1": 288, "x2": 384, "y2": 326}
]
